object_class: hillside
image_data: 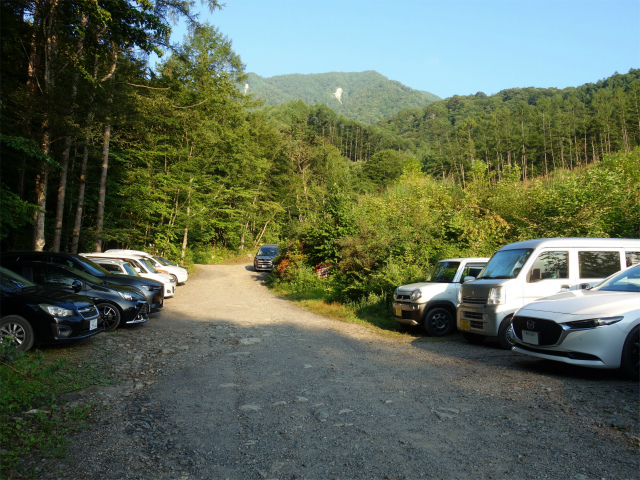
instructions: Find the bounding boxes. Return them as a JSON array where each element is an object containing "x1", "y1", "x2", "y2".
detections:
[{"x1": 244, "y1": 71, "x2": 440, "y2": 124}]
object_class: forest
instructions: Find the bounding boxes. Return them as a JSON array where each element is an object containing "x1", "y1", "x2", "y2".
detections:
[{"x1": 1, "y1": 1, "x2": 639, "y2": 308}]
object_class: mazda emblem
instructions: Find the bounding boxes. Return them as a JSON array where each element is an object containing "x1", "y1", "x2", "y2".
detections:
[{"x1": 526, "y1": 320, "x2": 536, "y2": 330}]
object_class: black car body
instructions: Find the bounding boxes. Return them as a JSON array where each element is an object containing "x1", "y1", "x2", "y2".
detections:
[
  {"x1": 0, "y1": 267, "x2": 101, "y2": 351},
  {"x1": 0, "y1": 252, "x2": 164, "y2": 313},
  {"x1": 253, "y1": 244, "x2": 279, "y2": 271},
  {"x1": 3, "y1": 261, "x2": 149, "y2": 331}
]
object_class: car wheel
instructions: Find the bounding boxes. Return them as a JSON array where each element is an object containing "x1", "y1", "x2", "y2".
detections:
[
  {"x1": 498, "y1": 316, "x2": 516, "y2": 350},
  {"x1": 96, "y1": 303, "x2": 121, "y2": 331},
  {"x1": 424, "y1": 308, "x2": 454, "y2": 337},
  {"x1": 620, "y1": 325, "x2": 639, "y2": 381},
  {"x1": 463, "y1": 332, "x2": 486, "y2": 344},
  {"x1": 0, "y1": 315, "x2": 35, "y2": 351}
]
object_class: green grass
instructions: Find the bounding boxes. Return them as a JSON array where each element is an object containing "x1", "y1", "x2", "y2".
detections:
[{"x1": 0, "y1": 339, "x2": 119, "y2": 478}]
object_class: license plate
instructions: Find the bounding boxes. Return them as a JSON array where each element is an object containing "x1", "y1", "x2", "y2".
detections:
[
  {"x1": 394, "y1": 307, "x2": 401, "y2": 317},
  {"x1": 90, "y1": 319, "x2": 98, "y2": 330},
  {"x1": 459, "y1": 319, "x2": 470, "y2": 331},
  {"x1": 522, "y1": 330, "x2": 539, "y2": 345}
]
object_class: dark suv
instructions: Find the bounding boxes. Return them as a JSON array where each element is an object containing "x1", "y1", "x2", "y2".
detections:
[
  {"x1": 0, "y1": 252, "x2": 164, "y2": 313},
  {"x1": 253, "y1": 244, "x2": 279, "y2": 271}
]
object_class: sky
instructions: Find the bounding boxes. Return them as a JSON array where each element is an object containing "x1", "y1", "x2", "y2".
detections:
[{"x1": 170, "y1": 0, "x2": 640, "y2": 99}]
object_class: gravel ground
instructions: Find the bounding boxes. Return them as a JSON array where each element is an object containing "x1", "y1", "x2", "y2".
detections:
[{"x1": 22, "y1": 264, "x2": 640, "y2": 479}]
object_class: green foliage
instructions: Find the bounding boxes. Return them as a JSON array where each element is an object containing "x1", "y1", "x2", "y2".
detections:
[
  {"x1": 0, "y1": 342, "x2": 117, "y2": 476},
  {"x1": 246, "y1": 71, "x2": 440, "y2": 124}
]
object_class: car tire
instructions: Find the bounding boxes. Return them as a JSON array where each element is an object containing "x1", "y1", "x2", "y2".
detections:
[
  {"x1": 0, "y1": 315, "x2": 35, "y2": 351},
  {"x1": 498, "y1": 316, "x2": 516, "y2": 350},
  {"x1": 96, "y1": 303, "x2": 121, "y2": 331},
  {"x1": 424, "y1": 308, "x2": 455, "y2": 337},
  {"x1": 463, "y1": 332, "x2": 486, "y2": 344},
  {"x1": 620, "y1": 325, "x2": 639, "y2": 381}
]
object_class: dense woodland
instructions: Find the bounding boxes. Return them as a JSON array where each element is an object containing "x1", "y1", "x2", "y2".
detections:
[{"x1": 1, "y1": 1, "x2": 639, "y2": 305}]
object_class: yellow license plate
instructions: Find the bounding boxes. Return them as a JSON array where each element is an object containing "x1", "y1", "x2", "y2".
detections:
[
  {"x1": 394, "y1": 307, "x2": 402, "y2": 317},
  {"x1": 459, "y1": 319, "x2": 470, "y2": 331}
]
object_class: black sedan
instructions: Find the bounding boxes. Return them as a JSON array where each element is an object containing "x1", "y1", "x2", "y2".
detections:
[
  {"x1": 0, "y1": 267, "x2": 101, "y2": 351},
  {"x1": 0, "y1": 252, "x2": 164, "y2": 313},
  {"x1": 4, "y1": 262, "x2": 149, "y2": 331}
]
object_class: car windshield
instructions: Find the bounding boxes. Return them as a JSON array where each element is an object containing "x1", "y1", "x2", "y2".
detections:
[
  {"x1": 592, "y1": 265, "x2": 640, "y2": 292},
  {"x1": 122, "y1": 262, "x2": 139, "y2": 276},
  {"x1": 74, "y1": 256, "x2": 111, "y2": 276},
  {"x1": 154, "y1": 256, "x2": 173, "y2": 266},
  {"x1": 138, "y1": 258, "x2": 158, "y2": 273},
  {"x1": 425, "y1": 262, "x2": 460, "y2": 283},
  {"x1": 64, "y1": 265, "x2": 104, "y2": 284},
  {"x1": 0, "y1": 267, "x2": 35, "y2": 291},
  {"x1": 257, "y1": 247, "x2": 278, "y2": 257},
  {"x1": 478, "y1": 248, "x2": 533, "y2": 279}
]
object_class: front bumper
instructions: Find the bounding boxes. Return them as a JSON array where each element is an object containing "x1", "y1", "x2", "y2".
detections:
[
  {"x1": 122, "y1": 301, "x2": 149, "y2": 324},
  {"x1": 457, "y1": 304, "x2": 510, "y2": 336},
  {"x1": 392, "y1": 302, "x2": 427, "y2": 326}
]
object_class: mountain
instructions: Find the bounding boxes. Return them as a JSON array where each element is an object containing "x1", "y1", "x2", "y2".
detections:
[{"x1": 244, "y1": 71, "x2": 440, "y2": 124}]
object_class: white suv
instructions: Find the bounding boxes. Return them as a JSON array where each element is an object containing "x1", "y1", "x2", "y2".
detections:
[
  {"x1": 393, "y1": 258, "x2": 488, "y2": 336},
  {"x1": 105, "y1": 250, "x2": 189, "y2": 284}
]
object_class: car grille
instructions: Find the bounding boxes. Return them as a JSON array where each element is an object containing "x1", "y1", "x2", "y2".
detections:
[
  {"x1": 255, "y1": 259, "x2": 273, "y2": 268},
  {"x1": 396, "y1": 294, "x2": 411, "y2": 301},
  {"x1": 461, "y1": 296, "x2": 486, "y2": 305},
  {"x1": 461, "y1": 311, "x2": 484, "y2": 320},
  {"x1": 135, "y1": 303, "x2": 149, "y2": 320},
  {"x1": 512, "y1": 315, "x2": 563, "y2": 346},
  {"x1": 79, "y1": 305, "x2": 99, "y2": 319}
]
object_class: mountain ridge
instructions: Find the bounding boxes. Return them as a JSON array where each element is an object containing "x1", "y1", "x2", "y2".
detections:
[{"x1": 244, "y1": 71, "x2": 441, "y2": 124}]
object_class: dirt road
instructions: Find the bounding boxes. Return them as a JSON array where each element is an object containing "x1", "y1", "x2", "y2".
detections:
[{"x1": 35, "y1": 264, "x2": 639, "y2": 479}]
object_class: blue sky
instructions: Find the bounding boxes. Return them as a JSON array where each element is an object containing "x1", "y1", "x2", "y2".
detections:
[{"x1": 171, "y1": 0, "x2": 640, "y2": 99}]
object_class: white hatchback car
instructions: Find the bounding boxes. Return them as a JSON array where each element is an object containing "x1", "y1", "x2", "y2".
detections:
[
  {"x1": 511, "y1": 264, "x2": 640, "y2": 379},
  {"x1": 105, "y1": 249, "x2": 189, "y2": 284}
]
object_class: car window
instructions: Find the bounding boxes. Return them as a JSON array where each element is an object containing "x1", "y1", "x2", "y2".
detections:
[
  {"x1": 626, "y1": 252, "x2": 640, "y2": 267},
  {"x1": 0, "y1": 267, "x2": 35, "y2": 291},
  {"x1": 32, "y1": 265, "x2": 73, "y2": 287},
  {"x1": 461, "y1": 263, "x2": 485, "y2": 280},
  {"x1": 257, "y1": 247, "x2": 278, "y2": 256},
  {"x1": 100, "y1": 264, "x2": 122, "y2": 274},
  {"x1": 139, "y1": 258, "x2": 158, "y2": 273},
  {"x1": 122, "y1": 262, "x2": 138, "y2": 276},
  {"x1": 425, "y1": 262, "x2": 460, "y2": 283},
  {"x1": 578, "y1": 251, "x2": 621, "y2": 279},
  {"x1": 528, "y1": 251, "x2": 569, "y2": 282},
  {"x1": 479, "y1": 249, "x2": 533, "y2": 279}
]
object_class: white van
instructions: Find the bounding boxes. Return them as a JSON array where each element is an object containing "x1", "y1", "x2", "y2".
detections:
[{"x1": 457, "y1": 238, "x2": 640, "y2": 349}]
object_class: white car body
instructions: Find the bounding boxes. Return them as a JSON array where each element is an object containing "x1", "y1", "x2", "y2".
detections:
[
  {"x1": 105, "y1": 249, "x2": 189, "y2": 284},
  {"x1": 81, "y1": 253, "x2": 176, "y2": 298},
  {"x1": 392, "y1": 258, "x2": 489, "y2": 336},
  {"x1": 511, "y1": 264, "x2": 640, "y2": 378}
]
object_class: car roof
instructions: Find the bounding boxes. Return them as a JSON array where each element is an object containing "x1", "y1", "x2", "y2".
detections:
[
  {"x1": 438, "y1": 257, "x2": 489, "y2": 263},
  {"x1": 498, "y1": 237, "x2": 640, "y2": 250}
]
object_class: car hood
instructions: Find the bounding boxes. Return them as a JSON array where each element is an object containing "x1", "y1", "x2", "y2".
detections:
[
  {"x1": 17, "y1": 286, "x2": 95, "y2": 308},
  {"x1": 397, "y1": 282, "x2": 450, "y2": 292},
  {"x1": 519, "y1": 290, "x2": 640, "y2": 317}
]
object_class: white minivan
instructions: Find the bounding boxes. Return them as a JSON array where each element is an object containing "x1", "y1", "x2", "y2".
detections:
[{"x1": 457, "y1": 238, "x2": 640, "y2": 349}]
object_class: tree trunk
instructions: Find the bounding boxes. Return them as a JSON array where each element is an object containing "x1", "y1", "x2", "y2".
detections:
[
  {"x1": 69, "y1": 131, "x2": 90, "y2": 254},
  {"x1": 94, "y1": 121, "x2": 111, "y2": 252}
]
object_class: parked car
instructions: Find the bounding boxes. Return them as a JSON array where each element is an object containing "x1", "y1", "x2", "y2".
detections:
[
  {"x1": 0, "y1": 252, "x2": 164, "y2": 313},
  {"x1": 82, "y1": 253, "x2": 176, "y2": 298},
  {"x1": 254, "y1": 244, "x2": 279, "y2": 271},
  {"x1": 392, "y1": 258, "x2": 488, "y2": 336},
  {"x1": 0, "y1": 266, "x2": 101, "y2": 351},
  {"x1": 511, "y1": 264, "x2": 640, "y2": 380},
  {"x1": 2, "y1": 262, "x2": 149, "y2": 331},
  {"x1": 87, "y1": 258, "x2": 140, "y2": 277},
  {"x1": 457, "y1": 238, "x2": 640, "y2": 349},
  {"x1": 104, "y1": 249, "x2": 189, "y2": 284}
]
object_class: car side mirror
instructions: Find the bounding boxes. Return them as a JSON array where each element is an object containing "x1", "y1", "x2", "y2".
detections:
[
  {"x1": 71, "y1": 280, "x2": 83, "y2": 293},
  {"x1": 463, "y1": 276, "x2": 476, "y2": 283}
]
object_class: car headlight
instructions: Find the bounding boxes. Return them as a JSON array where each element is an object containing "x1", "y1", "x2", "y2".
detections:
[
  {"x1": 487, "y1": 286, "x2": 504, "y2": 305},
  {"x1": 394, "y1": 288, "x2": 399, "y2": 300},
  {"x1": 410, "y1": 289, "x2": 422, "y2": 301},
  {"x1": 562, "y1": 316, "x2": 624, "y2": 330},
  {"x1": 39, "y1": 303, "x2": 74, "y2": 317},
  {"x1": 140, "y1": 285, "x2": 152, "y2": 291},
  {"x1": 118, "y1": 291, "x2": 135, "y2": 301}
]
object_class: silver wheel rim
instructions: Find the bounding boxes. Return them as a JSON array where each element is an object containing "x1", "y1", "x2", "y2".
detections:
[
  {"x1": 1, "y1": 322, "x2": 26, "y2": 346},
  {"x1": 99, "y1": 305, "x2": 118, "y2": 330}
]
